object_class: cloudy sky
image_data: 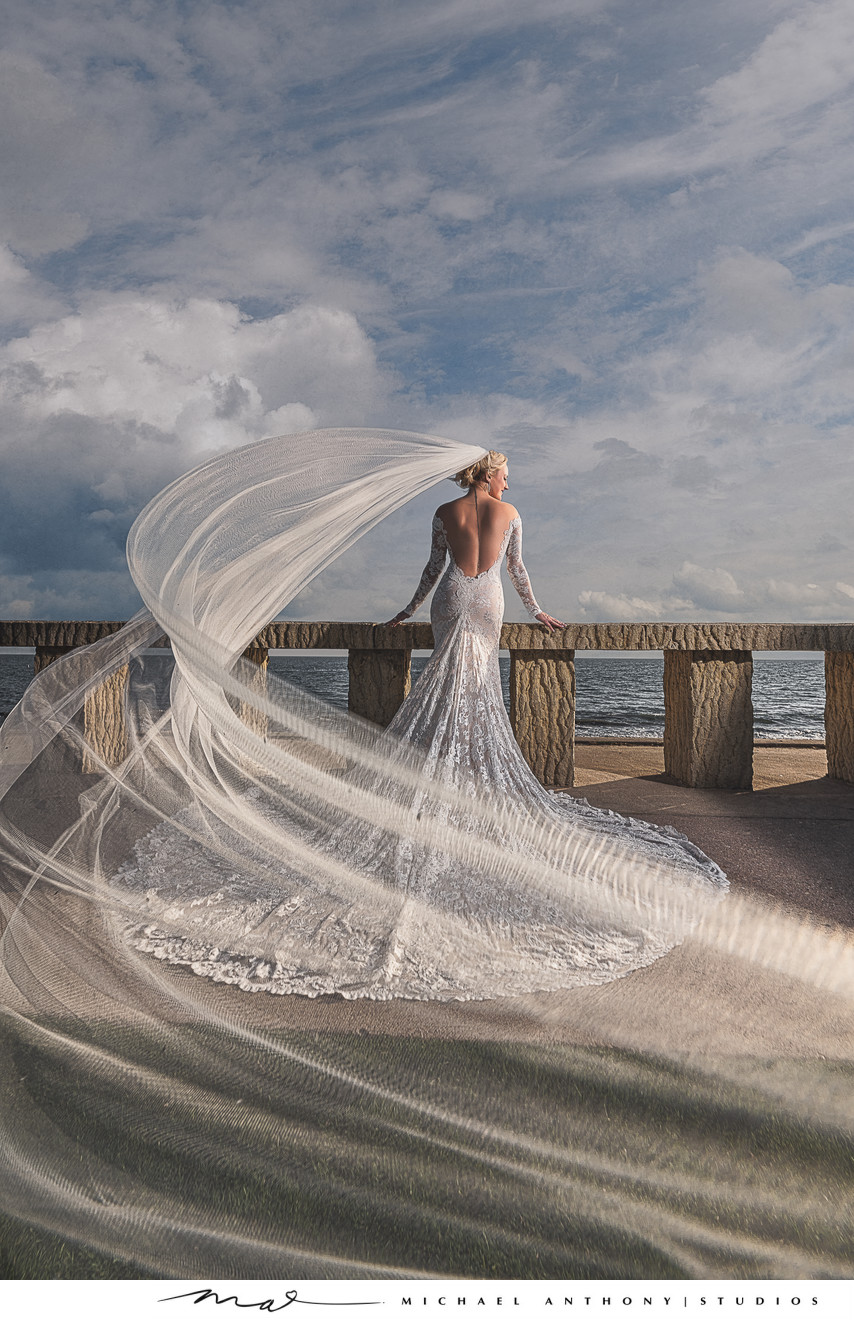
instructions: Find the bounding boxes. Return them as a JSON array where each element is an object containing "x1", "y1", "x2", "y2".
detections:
[{"x1": 2, "y1": 0, "x2": 854, "y2": 624}]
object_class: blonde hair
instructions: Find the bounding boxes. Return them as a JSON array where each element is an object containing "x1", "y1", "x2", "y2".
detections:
[{"x1": 452, "y1": 449, "x2": 507, "y2": 489}]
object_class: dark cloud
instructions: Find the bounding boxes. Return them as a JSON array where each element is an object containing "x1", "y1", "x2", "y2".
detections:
[
  {"x1": 669, "y1": 454, "x2": 721, "y2": 493},
  {"x1": 0, "y1": 412, "x2": 186, "y2": 574},
  {"x1": 589, "y1": 437, "x2": 662, "y2": 483},
  {"x1": 2, "y1": 2, "x2": 854, "y2": 622}
]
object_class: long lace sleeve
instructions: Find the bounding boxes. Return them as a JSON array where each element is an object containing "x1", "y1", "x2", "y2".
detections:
[
  {"x1": 505, "y1": 518, "x2": 541, "y2": 618},
  {"x1": 399, "y1": 515, "x2": 448, "y2": 618}
]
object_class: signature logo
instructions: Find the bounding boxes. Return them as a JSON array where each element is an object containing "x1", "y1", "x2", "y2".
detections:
[{"x1": 161, "y1": 1288, "x2": 381, "y2": 1312}]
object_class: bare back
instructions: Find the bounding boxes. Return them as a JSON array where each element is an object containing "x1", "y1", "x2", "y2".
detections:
[{"x1": 436, "y1": 491, "x2": 518, "y2": 577}]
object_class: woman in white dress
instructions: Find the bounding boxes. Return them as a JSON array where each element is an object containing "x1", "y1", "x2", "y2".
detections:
[
  {"x1": 383, "y1": 449, "x2": 564, "y2": 788},
  {"x1": 0, "y1": 429, "x2": 762, "y2": 1280},
  {"x1": 112, "y1": 439, "x2": 726, "y2": 1000}
]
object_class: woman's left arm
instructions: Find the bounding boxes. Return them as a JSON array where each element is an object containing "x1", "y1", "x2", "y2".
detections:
[
  {"x1": 506, "y1": 520, "x2": 564, "y2": 633},
  {"x1": 385, "y1": 515, "x2": 448, "y2": 626}
]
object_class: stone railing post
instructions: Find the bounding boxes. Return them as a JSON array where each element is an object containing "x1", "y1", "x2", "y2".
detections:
[
  {"x1": 12, "y1": 618, "x2": 854, "y2": 792},
  {"x1": 824, "y1": 651, "x2": 854, "y2": 783},
  {"x1": 30, "y1": 638, "x2": 130, "y2": 772},
  {"x1": 663, "y1": 649, "x2": 753, "y2": 790},
  {"x1": 348, "y1": 644, "x2": 411, "y2": 726},
  {"x1": 239, "y1": 642, "x2": 269, "y2": 738},
  {"x1": 509, "y1": 648, "x2": 576, "y2": 788},
  {"x1": 83, "y1": 665, "x2": 130, "y2": 771},
  {"x1": 34, "y1": 644, "x2": 72, "y2": 674}
]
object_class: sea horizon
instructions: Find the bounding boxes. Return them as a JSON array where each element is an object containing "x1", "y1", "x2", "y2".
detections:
[{"x1": 0, "y1": 651, "x2": 827, "y2": 743}]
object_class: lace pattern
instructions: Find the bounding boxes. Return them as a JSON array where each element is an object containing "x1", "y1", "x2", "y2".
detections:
[
  {"x1": 115, "y1": 505, "x2": 727, "y2": 1001},
  {"x1": 403, "y1": 514, "x2": 540, "y2": 620},
  {"x1": 402, "y1": 515, "x2": 448, "y2": 617},
  {"x1": 505, "y1": 519, "x2": 540, "y2": 618}
]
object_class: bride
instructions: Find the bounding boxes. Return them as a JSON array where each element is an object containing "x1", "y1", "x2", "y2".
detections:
[
  {"x1": 109, "y1": 432, "x2": 726, "y2": 1000},
  {"x1": 6, "y1": 427, "x2": 850, "y2": 1287},
  {"x1": 382, "y1": 448, "x2": 563, "y2": 787}
]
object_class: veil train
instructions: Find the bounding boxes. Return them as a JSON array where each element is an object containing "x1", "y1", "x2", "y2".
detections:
[{"x1": 0, "y1": 429, "x2": 851, "y2": 1279}]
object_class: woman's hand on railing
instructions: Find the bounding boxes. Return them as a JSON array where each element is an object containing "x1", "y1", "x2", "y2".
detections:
[
  {"x1": 384, "y1": 611, "x2": 409, "y2": 628},
  {"x1": 535, "y1": 611, "x2": 564, "y2": 634}
]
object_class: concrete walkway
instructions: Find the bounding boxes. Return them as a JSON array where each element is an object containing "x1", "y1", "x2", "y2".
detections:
[
  {"x1": 207, "y1": 742, "x2": 854, "y2": 1060},
  {"x1": 572, "y1": 741, "x2": 854, "y2": 929}
]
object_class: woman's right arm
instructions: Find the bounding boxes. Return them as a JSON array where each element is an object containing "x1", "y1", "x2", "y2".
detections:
[
  {"x1": 506, "y1": 519, "x2": 564, "y2": 633},
  {"x1": 385, "y1": 516, "x2": 448, "y2": 625}
]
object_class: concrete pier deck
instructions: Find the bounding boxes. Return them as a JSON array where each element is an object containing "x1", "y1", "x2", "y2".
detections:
[
  {"x1": 193, "y1": 740, "x2": 854, "y2": 1060},
  {"x1": 6, "y1": 735, "x2": 850, "y2": 1062},
  {"x1": 572, "y1": 740, "x2": 854, "y2": 930}
]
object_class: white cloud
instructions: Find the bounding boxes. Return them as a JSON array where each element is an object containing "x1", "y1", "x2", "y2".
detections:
[
  {"x1": 671, "y1": 562, "x2": 744, "y2": 611},
  {"x1": 428, "y1": 190, "x2": 493, "y2": 222},
  {"x1": 0, "y1": 51, "x2": 98, "y2": 256},
  {"x1": 764, "y1": 578, "x2": 826, "y2": 609},
  {"x1": 0, "y1": 564, "x2": 143, "y2": 621},
  {"x1": 0, "y1": 290, "x2": 396, "y2": 615},
  {"x1": 688, "y1": 250, "x2": 854, "y2": 414},
  {"x1": 577, "y1": 590, "x2": 675, "y2": 622},
  {"x1": 577, "y1": 1, "x2": 854, "y2": 188},
  {"x1": 576, "y1": 567, "x2": 852, "y2": 625},
  {"x1": 0, "y1": 294, "x2": 392, "y2": 444},
  {"x1": 3, "y1": 2, "x2": 854, "y2": 625},
  {"x1": 0, "y1": 244, "x2": 66, "y2": 332},
  {"x1": 701, "y1": 1, "x2": 854, "y2": 128}
]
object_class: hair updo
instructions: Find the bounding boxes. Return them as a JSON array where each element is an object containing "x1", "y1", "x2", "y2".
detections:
[{"x1": 452, "y1": 449, "x2": 508, "y2": 489}]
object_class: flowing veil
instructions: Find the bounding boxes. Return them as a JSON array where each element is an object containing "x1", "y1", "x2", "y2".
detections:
[{"x1": 1, "y1": 428, "x2": 853, "y2": 1279}]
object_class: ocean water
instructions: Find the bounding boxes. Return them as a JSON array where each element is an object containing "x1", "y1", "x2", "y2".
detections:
[{"x1": 0, "y1": 650, "x2": 827, "y2": 740}]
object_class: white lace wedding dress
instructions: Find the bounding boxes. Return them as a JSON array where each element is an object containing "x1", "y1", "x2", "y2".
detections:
[{"x1": 114, "y1": 508, "x2": 727, "y2": 1000}]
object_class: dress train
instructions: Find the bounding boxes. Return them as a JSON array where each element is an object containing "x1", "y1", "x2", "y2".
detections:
[{"x1": 113, "y1": 512, "x2": 726, "y2": 999}]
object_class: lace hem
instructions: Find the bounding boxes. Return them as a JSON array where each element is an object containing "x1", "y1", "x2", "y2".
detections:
[{"x1": 123, "y1": 914, "x2": 679, "y2": 1001}]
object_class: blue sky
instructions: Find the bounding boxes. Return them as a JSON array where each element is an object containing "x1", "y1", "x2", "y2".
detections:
[{"x1": 2, "y1": 0, "x2": 854, "y2": 623}]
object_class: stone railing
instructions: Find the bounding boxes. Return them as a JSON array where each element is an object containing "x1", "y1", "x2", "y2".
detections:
[{"x1": 3, "y1": 620, "x2": 853, "y2": 791}]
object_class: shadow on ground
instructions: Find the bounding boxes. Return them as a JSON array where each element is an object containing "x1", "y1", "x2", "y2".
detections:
[{"x1": 569, "y1": 744, "x2": 854, "y2": 930}]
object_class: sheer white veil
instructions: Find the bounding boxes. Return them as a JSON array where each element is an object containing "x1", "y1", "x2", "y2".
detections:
[{"x1": 0, "y1": 427, "x2": 853, "y2": 1279}]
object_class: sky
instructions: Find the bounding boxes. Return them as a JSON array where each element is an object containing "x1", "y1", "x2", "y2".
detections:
[{"x1": 2, "y1": 0, "x2": 854, "y2": 625}]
